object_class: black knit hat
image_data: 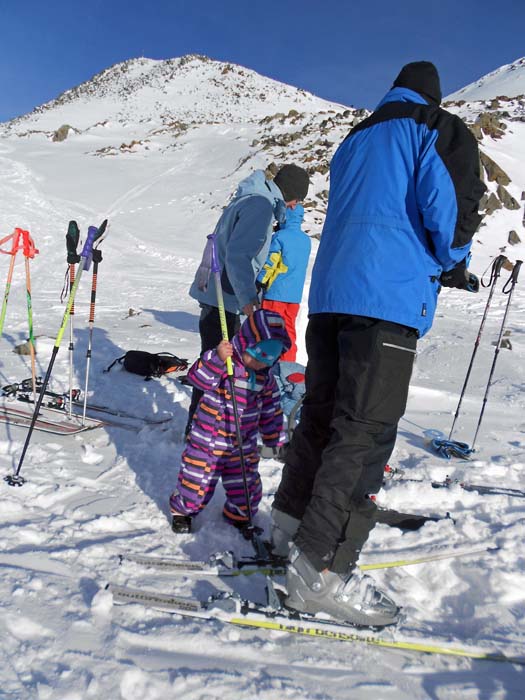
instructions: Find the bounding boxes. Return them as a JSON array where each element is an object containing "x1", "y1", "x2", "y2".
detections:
[
  {"x1": 273, "y1": 164, "x2": 310, "y2": 202},
  {"x1": 393, "y1": 61, "x2": 442, "y2": 105}
]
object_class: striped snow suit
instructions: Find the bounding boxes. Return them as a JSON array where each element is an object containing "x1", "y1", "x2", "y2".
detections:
[{"x1": 170, "y1": 310, "x2": 291, "y2": 525}]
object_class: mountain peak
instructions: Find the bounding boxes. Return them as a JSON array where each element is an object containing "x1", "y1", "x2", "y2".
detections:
[{"x1": 9, "y1": 54, "x2": 345, "y2": 131}]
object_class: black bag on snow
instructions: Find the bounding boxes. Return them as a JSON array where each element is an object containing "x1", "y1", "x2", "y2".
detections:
[{"x1": 104, "y1": 351, "x2": 189, "y2": 381}]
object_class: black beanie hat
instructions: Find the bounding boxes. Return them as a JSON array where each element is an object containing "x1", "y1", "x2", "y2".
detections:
[
  {"x1": 393, "y1": 61, "x2": 442, "y2": 105},
  {"x1": 273, "y1": 164, "x2": 310, "y2": 202}
]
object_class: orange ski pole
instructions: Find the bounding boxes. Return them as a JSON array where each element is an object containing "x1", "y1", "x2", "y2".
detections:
[
  {"x1": 0, "y1": 229, "x2": 23, "y2": 337},
  {"x1": 21, "y1": 229, "x2": 39, "y2": 403}
]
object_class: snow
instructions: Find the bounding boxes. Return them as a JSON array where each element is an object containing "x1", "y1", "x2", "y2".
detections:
[
  {"x1": 446, "y1": 57, "x2": 525, "y2": 102},
  {"x1": 0, "y1": 55, "x2": 524, "y2": 699}
]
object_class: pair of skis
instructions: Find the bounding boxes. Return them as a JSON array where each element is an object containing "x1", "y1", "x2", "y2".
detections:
[
  {"x1": 1, "y1": 378, "x2": 173, "y2": 432},
  {"x1": 109, "y1": 542, "x2": 524, "y2": 664},
  {"x1": 0, "y1": 398, "x2": 104, "y2": 435}
]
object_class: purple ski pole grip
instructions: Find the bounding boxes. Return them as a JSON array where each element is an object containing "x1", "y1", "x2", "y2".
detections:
[
  {"x1": 209, "y1": 233, "x2": 220, "y2": 274},
  {"x1": 81, "y1": 225, "x2": 99, "y2": 270}
]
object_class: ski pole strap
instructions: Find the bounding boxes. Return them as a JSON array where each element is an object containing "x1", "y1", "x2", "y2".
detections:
[
  {"x1": 481, "y1": 254, "x2": 507, "y2": 288},
  {"x1": 502, "y1": 260, "x2": 522, "y2": 294},
  {"x1": 0, "y1": 230, "x2": 22, "y2": 256}
]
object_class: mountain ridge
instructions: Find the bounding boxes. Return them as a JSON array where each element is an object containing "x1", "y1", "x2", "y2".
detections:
[{"x1": 446, "y1": 56, "x2": 525, "y2": 102}]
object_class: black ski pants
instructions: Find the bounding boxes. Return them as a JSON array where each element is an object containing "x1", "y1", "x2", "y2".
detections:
[
  {"x1": 273, "y1": 313, "x2": 417, "y2": 574},
  {"x1": 184, "y1": 303, "x2": 240, "y2": 435}
]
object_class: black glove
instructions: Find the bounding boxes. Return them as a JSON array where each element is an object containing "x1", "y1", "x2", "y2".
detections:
[
  {"x1": 255, "y1": 280, "x2": 268, "y2": 294},
  {"x1": 439, "y1": 260, "x2": 479, "y2": 293}
]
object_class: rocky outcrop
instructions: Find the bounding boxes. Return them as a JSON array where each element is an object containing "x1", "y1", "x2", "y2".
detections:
[
  {"x1": 482, "y1": 192, "x2": 503, "y2": 215},
  {"x1": 479, "y1": 152, "x2": 511, "y2": 185},
  {"x1": 475, "y1": 112, "x2": 507, "y2": 139},
  {"x1": 497, "y1": 184, "x2": 520, "y2": 210},
  {"x1": 52, "y1": 124, "x2": 75, "y2": 142}
]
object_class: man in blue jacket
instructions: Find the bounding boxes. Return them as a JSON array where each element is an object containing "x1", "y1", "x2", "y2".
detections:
[
  {"x1": 186, "y1": 164, "x2": 309, "y2": 434},
  {"x1": 272, "y1": 62, "x2": 485, "y2": 627}
]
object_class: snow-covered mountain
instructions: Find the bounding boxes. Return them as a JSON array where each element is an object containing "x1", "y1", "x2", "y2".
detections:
[
  {"x1": 5, "y1": 54, "x2": 347, "y2": 130},
  {"x1": 446, "y1": 56, "x2": 525, "y2": 102},
  {"x1": 0, "y1": 55, "x2": 524, "y2": 699}
]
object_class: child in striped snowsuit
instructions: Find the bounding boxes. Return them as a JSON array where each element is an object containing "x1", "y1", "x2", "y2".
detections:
[{"x1": 169, "y1": 309, "x2": 291, "y2": 533}]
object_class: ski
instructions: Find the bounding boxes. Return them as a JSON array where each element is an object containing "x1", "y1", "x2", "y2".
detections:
[
  {"x1": 69, "y1": 398, "x2": 173, "y2": 425},
  {"x1": 0, "y1": 399, "x2": 105, "y2": 435},
  {"x1": 431, "y1": 478, "x2": 525, "y2": 499},
  {"x1": 384, "y1": 466, "x2": 525, "y2": 499},
  {"x1": 2, "y1": 379, "x2": 173, "y2": 425},
  {"x1": 118, "y1": 541, "x2": 497, "y2": 577},
  {"x1": 119, "y1": 551, "x2": 286, "y2": 577},
  {"x1": 108, "y1": 583, "x2": 525, "y2": 664}
]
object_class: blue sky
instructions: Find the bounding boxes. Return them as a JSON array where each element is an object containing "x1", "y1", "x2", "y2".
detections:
[{"x1": 0, "y1": 0, "x2": 523, "y2": 122}]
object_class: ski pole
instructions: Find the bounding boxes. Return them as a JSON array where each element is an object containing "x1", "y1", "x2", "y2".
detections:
[
  {"x1": 22, "y1": 230, "x2": 39, "y2": 405},
  {"x1": 0, "y1": 229, "x2": 23, "y2": 338},
  {"x1": 4, "y1": 225, "x2": 99, "y2": 487},
  {"x1": 448, "y1": 254, "x2": 507, "y2": 441},
  {"x1": 471, "y1": 260, "x2": 522, "y2": 451},
  {"x1": 65, "y1": 221, "x2": 81, "y2": 418},
  {"x1": 82, "y1": 219, "x2": 108, "y2": 425},
  {"x1": 209, "y1": 235, "x2": 266, "y2": 558}
]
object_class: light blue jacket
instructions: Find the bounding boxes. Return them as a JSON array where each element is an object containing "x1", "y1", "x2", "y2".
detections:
[
  {"x1": 259, "y1": 204, "x2": 311, "y2": 304},
  {"x1": 190, "y1": 171, "x2": 285, "y2": 314}
]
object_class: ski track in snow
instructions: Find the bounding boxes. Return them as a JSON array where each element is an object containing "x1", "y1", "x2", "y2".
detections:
[{"x1": 1, "y1": 86, "x2": 525, "y2": 700}]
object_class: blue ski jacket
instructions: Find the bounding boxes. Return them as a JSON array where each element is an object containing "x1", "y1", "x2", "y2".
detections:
[
  {"x1": 309, "y1": 87, "x2": 485, "y2": 336},
  {"x1": 258, "y1": 204, "x2": 312, "y2": 304},
  {"x1": 190, "y1": 170, "x2": 286, "y2": 314}
]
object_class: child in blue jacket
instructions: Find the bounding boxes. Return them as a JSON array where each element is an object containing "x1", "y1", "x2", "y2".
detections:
[{"x1": 258, "y1": 204, "x2": 311, "y2": 361}]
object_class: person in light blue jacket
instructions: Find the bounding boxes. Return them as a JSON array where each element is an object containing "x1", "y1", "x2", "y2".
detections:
[
  {"x1": 185, "y1": 165, "x2": 309, "y2": 434},
  {"x1": 258, "y1": 204, "x2": 311, "y2": 361}
]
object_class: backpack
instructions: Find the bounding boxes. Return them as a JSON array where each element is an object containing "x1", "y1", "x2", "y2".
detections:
[{"x1": 104, "y1": 351, "x2": 189, "y2": 381}]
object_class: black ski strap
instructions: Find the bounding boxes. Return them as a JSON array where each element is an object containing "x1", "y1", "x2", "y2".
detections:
[
  {"x1": 103, "y1": 355, "x2": 126, "y2": 373},
  {"x1": 502, "y1": 260, "x2": 522, "y2": 294},
  {"x1": 481, "y1": 254, "x2": 507, "y2": 288}
]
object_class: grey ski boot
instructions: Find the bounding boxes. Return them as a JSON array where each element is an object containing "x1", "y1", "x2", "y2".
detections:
[
  {"x1": 285, "y1": 545, "x2": 400, "y2": 627},
  {"x1": 271, "y1": 508, "x2": 300, "y2": 559}
]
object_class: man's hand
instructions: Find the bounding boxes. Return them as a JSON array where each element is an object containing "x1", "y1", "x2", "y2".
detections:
[
  {"x1": 217, "y1": 340, "x2": 233, "y2": 362},
  {"x1": 439, "y1": 260, "x2": 479, "y2": 292}
]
